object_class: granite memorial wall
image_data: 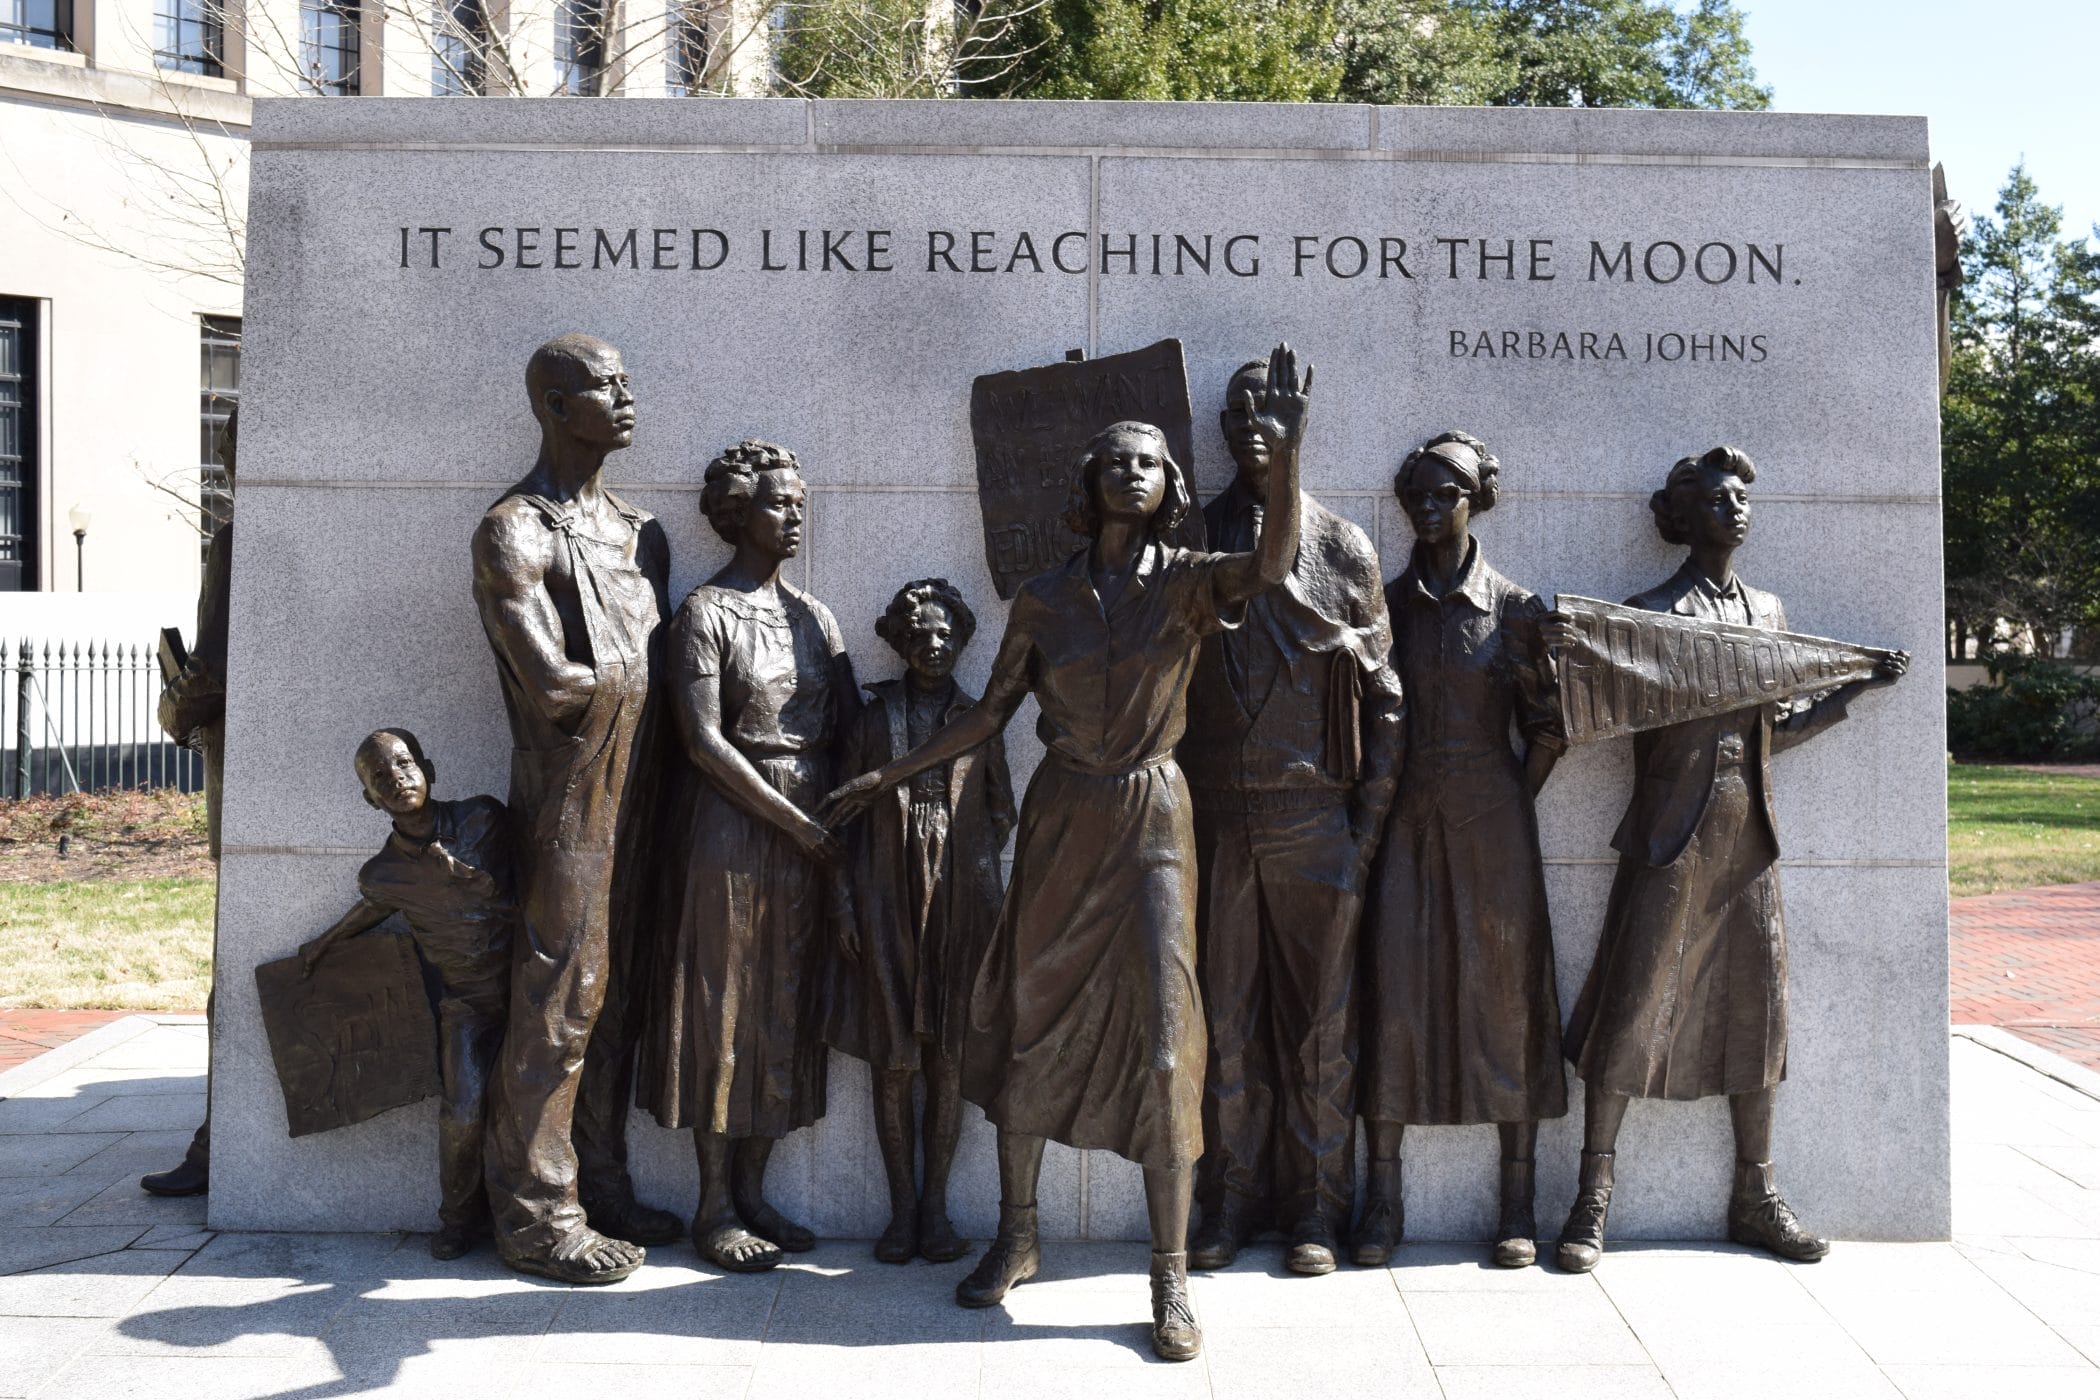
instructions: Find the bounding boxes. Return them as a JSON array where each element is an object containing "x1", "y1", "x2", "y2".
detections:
[{"x1": 216, "y1": 98, "x2": 1950, "y2": 1243}]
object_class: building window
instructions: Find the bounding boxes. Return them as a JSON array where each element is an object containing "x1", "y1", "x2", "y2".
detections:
[
  {"x1": 666, "y1": 0, "x2": 711, "y2": 94},
  {"x1": 302, "y1": 0, "x2": 360, "y2": 94},
  {"x1": 155, "y1": 0, "x2": 225, "y2": 75},
  {"x1": 200, "y1": 316, "x2": 239, "y2": 558},
  {"x1": 0, "y1": 299, "x2": 37, "y2": 593},
  {"x1": 432, "y1": 0, "x2": 487, "y2": 94},
  {"x1": 555, "y1": 0, "x2": 606, "y2": 94},
  {"x1": 2, "y1": 0, "x2": 73, "y2": 50}
]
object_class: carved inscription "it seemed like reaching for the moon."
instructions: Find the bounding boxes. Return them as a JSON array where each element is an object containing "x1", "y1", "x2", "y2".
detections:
[{"x1": 393, "y1": 225, "x2": 1804, "y2": 371}]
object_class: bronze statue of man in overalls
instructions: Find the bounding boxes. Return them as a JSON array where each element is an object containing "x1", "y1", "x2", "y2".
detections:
[{"x1": 470, "y1": 333, "x2": 678, "y2": 1285}]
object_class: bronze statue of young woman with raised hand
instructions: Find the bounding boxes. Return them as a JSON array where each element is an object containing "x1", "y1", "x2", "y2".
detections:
[
  {"x1": 826, "y1": 346, "x2": 1312, "y2": 1363},
  {"x1": 1551, "y1": 446, "x2": 1907, "y2": 1273}
]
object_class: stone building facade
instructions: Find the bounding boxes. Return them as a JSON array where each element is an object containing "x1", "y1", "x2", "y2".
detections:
[{"x1": 1, "y1": 0, "x2": 773, "y2": 598}]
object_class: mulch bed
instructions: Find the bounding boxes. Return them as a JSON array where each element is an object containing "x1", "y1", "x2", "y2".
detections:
[{"x1": 0, "y1": 791, "x2": 214, "y2": 883}]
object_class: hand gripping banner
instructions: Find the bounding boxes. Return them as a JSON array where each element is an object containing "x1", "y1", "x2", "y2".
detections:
[{"x1": 1554, "y1": 595, "x2": 1895, "y2": 745}]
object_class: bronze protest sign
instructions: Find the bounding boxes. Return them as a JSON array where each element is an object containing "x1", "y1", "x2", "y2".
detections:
[
  {"x1": 1554, "y1": 594, "x2": 1893, "y2": 745},
  {"x1": 254, "y1": 931, "x2": 439, "y2": 1137},
  {"x1": 970, "y1": 339, "x2": 1203, "y2": 598}
]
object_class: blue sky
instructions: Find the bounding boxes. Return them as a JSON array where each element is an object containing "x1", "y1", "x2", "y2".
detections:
[{"x1": 1744, "y1": 0, "x2": 2099, "y2": 242}]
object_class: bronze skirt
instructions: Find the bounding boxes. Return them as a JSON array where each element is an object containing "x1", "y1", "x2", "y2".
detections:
[
  {"x1": 1361, "y1": 792, "x2": 1566, "y2": 1126},
  {"x1": 963, "y1": 754, "x2": 1207, "y2": 1170},
  {"x1": 844, "y1": 794, "x2": 987, "y2": 1070},
  {"x1": 1564, "y1": 763, "x2": 1788, "y2": 1101},
  {"x1": 641, "y1": 753, "x2": 830, "y2": 1138}
]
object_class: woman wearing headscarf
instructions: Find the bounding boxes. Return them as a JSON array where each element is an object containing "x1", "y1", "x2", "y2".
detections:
[{"x1": 1354, "y1": 431, "x2": 1568, "y2": 1271}]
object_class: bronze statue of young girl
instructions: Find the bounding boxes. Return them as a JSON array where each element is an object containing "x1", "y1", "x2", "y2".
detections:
[
  {"x1": 829, "y1": 578, "x2": 1016, "y2": 1266},
  {"x1": 1356, "y1": 432, "x2": 1568, "y2": 1270},
  {"x1": 826, "y1": 346, "x2": 1312, "y2": 1362},
  {"x1": 1550, "y1": 445, "x2": 1907, "y2": 1272}
]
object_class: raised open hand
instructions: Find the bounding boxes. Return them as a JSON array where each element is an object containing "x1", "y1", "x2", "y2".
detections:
[{"x1": 1236, "y1": 341, "x2": 1314, "y2": 468}]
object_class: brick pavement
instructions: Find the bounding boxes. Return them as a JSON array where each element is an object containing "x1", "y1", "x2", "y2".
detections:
[
  {"x1": 0, "y1": 1010, "x2": 132, "y2": 1072},
  {"x1": 1951, "y1": 880, "x2": 2100, "y2": 1073},
  {"x1": 2014, "y1": 763, "x2": 2100, "y2": 780}
]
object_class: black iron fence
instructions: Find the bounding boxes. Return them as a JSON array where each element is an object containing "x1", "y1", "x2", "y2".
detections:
[{"x1": 2, "y1": 638, "x2": 202, "y2": 797}]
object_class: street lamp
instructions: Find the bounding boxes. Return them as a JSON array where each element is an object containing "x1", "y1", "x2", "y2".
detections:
[{"x1": 68, "y1": 503, "x2": 90, "y2": 591}]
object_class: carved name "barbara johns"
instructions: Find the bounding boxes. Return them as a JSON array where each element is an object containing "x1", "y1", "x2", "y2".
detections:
[{"x1": 1449, "y1": 330, "x2": 1773, "y2": 362}]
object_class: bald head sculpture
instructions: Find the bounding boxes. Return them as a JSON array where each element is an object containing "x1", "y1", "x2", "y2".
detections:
[{"x1": 525, "y1": 333, "x2": 634, "y2": 452}]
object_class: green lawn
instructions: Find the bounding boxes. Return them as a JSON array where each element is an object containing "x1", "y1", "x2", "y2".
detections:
[
  {"x1": 0, "y1": 877, "x2": 214, "y2": 1010},
  {"x1": 1948, "y1": 762, "x2": 2100, "y2": 897}
]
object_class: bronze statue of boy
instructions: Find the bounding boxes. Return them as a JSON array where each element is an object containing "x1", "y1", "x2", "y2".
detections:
[{"x1": 300, "y1": 729, "x2": 513, "y2": 1260}]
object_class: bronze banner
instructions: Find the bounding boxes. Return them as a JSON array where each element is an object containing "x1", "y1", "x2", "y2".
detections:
[
  {"x1": 1555, "y1": 594, "x2": 1891, "y2": 745},
  {"x1": 970, "y1": 339, "x2": 1202, "y2": 599}
]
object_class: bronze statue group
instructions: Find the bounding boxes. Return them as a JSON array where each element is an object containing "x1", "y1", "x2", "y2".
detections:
[{"x1": 268, "y1": 331, "x2": 1905, "y2": 1364}]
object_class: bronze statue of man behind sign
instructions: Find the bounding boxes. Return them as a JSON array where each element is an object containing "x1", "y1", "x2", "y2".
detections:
[
  {"x1": 142, "y1": 408, "x2": 237, "y2": 1199},
  {"x1": 298, "y1": 728, "x2": 514, "y2": 1260},
  {"x1": 1180, "y1": 356, "x2": 1402, "y2": 1277},
  {"x1": 470, "y1": 333, "x2": 676, "y2": 1285}
]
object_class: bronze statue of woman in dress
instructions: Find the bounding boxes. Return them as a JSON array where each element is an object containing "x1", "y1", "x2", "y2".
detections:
[
  {"x1": 1551, "y1": 446, "x2": 1907, "y2": 1272},
  {"x1": 1356, "y1": 432, "x2": 1568, "y2": 1270},
  {"x1": 829, "y1": 578, "x2": 1016, "y2": 1266},
  {"x1": 827, "y1": 346, "x2": 1312, "y2": 1363},
  {"x1": 638, "y1": 439, "x2": 858, "y2": 1274}
]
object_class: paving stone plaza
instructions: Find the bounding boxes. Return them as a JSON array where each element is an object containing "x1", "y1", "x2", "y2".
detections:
[{"x1": 3, "y1": 1014, "x2": 2098, "y2": 1398}]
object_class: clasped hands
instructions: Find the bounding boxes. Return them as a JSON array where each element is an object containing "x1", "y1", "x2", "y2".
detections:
[
  {"x1": 780, "y1": 770, "x2": 888, "y2": 868},
  {"x1": 791, "y1": 783, "x2": 887, "y2": 964}
]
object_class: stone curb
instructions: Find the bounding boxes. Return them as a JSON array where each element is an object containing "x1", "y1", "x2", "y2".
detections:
[
  {"x1": 1953, "y1": 1024, "x2": 2100, "y2": 1104},
  {"x1": 0, "y1": 1013, "x2": 204, "y2": 1098}
]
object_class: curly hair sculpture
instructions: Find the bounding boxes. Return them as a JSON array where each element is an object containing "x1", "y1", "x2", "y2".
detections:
[
  {"x1": 1649, "y1": 445, "x2": 1755, "y2": 546},
  {"x1": 877, "y1": 577, "x2": 977, "y2": 656},
  {"x1": 701, "y1": 439, "x2": 803, "y2": 545}
]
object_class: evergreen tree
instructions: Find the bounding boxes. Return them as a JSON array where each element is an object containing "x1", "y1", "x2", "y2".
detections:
[{"x1": 1942, "y1": 164, "x2": 2100, "y2": 658}]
